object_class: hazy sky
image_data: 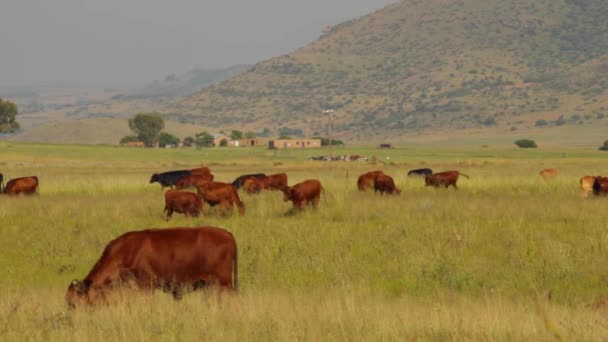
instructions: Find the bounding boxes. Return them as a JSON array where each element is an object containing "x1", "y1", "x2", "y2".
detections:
[{"x1": 0, "y1": 0, "x2": 395, "y2": 86}]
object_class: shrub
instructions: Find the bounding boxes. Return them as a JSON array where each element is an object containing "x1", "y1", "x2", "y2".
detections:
[
  {"x1": 514, "y1": 139, "x2": 537, "y2": 148},
  {"x1": 535, "y1": 119, "x2": 548, "y2": 127},
  {"x1": 158, "y1": 132, "x2": 180, "y2": 147},
  {"x1": 554, "y1": 115, "x2": 566, "y2": 126},
  {"x1": 600, "y1": 140, "x2": 608, "y2": 151},
  {"x1": 119, "y1": 135, "x2": 139, "y2": 144}
]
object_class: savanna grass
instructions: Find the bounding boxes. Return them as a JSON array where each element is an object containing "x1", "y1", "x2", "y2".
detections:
[{"x1": 0, "y1": 142, "x2": 607, "y2": 340}]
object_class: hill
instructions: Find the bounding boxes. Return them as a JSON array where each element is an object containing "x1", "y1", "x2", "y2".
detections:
[
  {"x1": 2, "y1": 65, "x2": 250, "y2": 144},
  {"x1": 167, "y1": 0, "x2": 608, "y2": 143}
]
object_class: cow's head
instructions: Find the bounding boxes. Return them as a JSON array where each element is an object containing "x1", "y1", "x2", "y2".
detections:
[
  {"x1": 149, "y1": 173, "x2": 159, "y2": 184},
  {"x1": 281, "y1": 186, "x2": 295, "y2": 202},
  {"x1": 65, "y1": 279, "x2": 93, "y2": 308}
]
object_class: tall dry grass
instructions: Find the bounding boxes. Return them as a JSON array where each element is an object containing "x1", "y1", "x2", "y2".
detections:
[{"x1": 0, "y1": 143, "x2": 607, "y2": 340}]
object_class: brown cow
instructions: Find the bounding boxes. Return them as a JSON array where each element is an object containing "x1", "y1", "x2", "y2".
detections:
[
  {"x1": 540, "y1": 168, "x2": 559, "y2": 180},
  {"x1": 3, "y1": 176, "x2": 39, "y2": 196},
  {"x1": 357, "y1": 170, "x2": 384, "y2": 191},
  {"x1": 197, "y1": 181, "x2": 245, "y2": 215},
  {"x1": 593, "y1": 176, "x2": 608, "y2": 196},
  {"x1": 257, "y1": 173, "x2": 288, "y2": 191},
  {"x1": 242, "y1": 178, "x2": 262, "y2": 194},
  {"x1": 281, "y1": 179, "x2": 324, "y2": 209},
  {"x1": 174, "y1": 173, "x2": 215, "y2": 190},
  {"x1": 374, "y1": 174, "x2": 400, "y2": 195},
  {"x1": 66, "y1": 226, "x2": 238, "y2": 307},
  {"x1": 163, "y1": 190, "x2": 202, "y2": 220},
  {"x1": 580, "y1": 176, "x2": 597, "y2": 197},
  {"x1": 425, "y1": 170, "x2": 469, "y2": 189}
]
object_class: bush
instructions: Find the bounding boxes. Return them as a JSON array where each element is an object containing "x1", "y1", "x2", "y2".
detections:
[
  {"x1": 119, "y1": 135, "x2": 139, "y2": 144},
  {"x1": 514, "y1": 139, "x2": 537, "y2": 148},
  {"x1": 158, "y1": 132, "x2": 180, "y2": 147},
  {"x1": 182, "y1": 136, "x2": 195, "y2": 147},
  {"x1": 599, "y1": 140, "x2": 608, "y2": 151},
  {"x1": 535, "y1": 119, "x2": 548, "y2": 127},
  {"x1": 554, "y1": 115, "x2": 566, "y2": 126}
]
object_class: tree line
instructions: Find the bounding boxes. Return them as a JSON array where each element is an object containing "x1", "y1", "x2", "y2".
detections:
[{"x1": 120, "y1": 112, "x2": 257, "y2": 148}]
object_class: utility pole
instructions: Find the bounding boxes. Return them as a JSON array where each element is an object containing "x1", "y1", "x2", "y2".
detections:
[{"x1": 323, "y1": 109, "x2": 334, "y2": 160}]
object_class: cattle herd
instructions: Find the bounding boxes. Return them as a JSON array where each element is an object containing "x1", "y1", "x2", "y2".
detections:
[{"x1": 2, "y1": 165, "x2": 608, "y2": 308}]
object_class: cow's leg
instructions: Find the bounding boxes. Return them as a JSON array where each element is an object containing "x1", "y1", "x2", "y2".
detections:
[
  {"x1": 312, "y1": 196, "x2": 320, "y2": 208},
  {"x1": 297, "y1": 200, "x2": 306, "y2": 210},
  {"x1": 165, "y1": 208, "x2": 173, "y2": 221}
]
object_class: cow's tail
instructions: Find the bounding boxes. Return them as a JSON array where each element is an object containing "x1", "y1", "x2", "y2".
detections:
[
  {"x1": 34, "y1": 176, "x2": 39, "y2": 194},
  {"x1": 233, "y1": 240, "x2": 238, "y2": 292},
  {"x1": 459, "y1": 172, "x2": 470, "y2": 179}
]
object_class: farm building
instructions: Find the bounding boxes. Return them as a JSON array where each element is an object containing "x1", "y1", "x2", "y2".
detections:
[
  {"x1": 268, "y1": 139, "x2": 322, "y2": 149},
  {"x1": 237, "y1": 138, "x2": 269, "y2": 147}
]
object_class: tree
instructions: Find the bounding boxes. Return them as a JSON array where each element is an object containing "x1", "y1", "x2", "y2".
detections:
[
  {"x1": 128, "y1": 112, "x2": 164, "y2": 147},
  {"x1": 514, "y1": 139, "x2": 537, "y2": 148},
  {"x1": 244, "y1": 131, "x2": 256, "y2": 139},
  {"x1": 159, "y1": 132, "x2": 180, "y2": 147},
  {"x1": 258, "y1": 127, "x2": 271, "y2": 137},
  {"x1": 230, "y1": 130, "x2": 243, "y2": 140},
  {"x1": 194, "y1": 132, "x2": 214, "y2": 147},
  {"x1": 182, "y1": 136, "x2": 195, "y2": 147},
  {"x1": 314, "y1": 137, "x2": 345, "y2": 146},
  {"x1": 599, "y1": 140, "x2": 608, "y2": 151},
  {"x1": 0, "y1": 98, "x2": 20, "y2": 133}
]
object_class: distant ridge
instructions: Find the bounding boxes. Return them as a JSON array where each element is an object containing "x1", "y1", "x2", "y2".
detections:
[{"x1": 166, "y1": 0, "x2": 608, "y2": 141}]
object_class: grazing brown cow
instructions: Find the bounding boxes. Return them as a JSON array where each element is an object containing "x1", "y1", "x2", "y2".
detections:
[
  {"x1": 425, "y1": 170, "x2": 469, "y2": 189},
  {"x1": 66, "y1": 226, "x2": 238, "y2": 307},
  {"x1": 281, "y1": 179, "x2": 324, "y2": 209},
  {"x1": 357, "y1": 170, "x2": 384, "y2": 191},
  {"x1": 197, "y1": 181, "x2": 245, "y2": 215},
  {"x1": 539, "y1": 168, "x2": 559, "y2": 180},
  {"x1": 593, "y1": 176, "x2": 608, "y2": 196},
  {"x1": 374, "y1": 174, "x2": 401, "y2": 195},
  {"x1": 257, "y1": 173, "x2": 288, "y2": 191},
  {"x1": 3, "y1": 176, "x2": 39, "y2": 196},
  {"x1": 174, "y1": 174, "x2": 215, "y2": 190},
  {"x1": 163, "y1": 190, "x2": 202, "y2": 220},
  {"x1": 580, "y1": 176, "x2": 597, "y2": 197},
  {"x1": 242, "y1": 178, "x2": 262, "y2": 194}
]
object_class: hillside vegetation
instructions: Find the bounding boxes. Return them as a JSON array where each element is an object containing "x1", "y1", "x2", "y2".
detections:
[{"x1": 167, "y1": 0, "x2": 608, "y2": 141}]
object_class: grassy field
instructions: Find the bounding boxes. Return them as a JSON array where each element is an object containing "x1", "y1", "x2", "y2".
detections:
[{"x1": 1, "y1": 142, "x2": 607, "y2": 340}]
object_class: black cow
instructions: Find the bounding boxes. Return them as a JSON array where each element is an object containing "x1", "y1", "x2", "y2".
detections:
[
  {"x1": 150, "y1": 170, "x2": 192, "y2": 189},
  {"x1": 231, "y1": 173, "x2": 266, "y2": 189},
  {"x1": 407, "y1": 168, "x2": 433, "y2": 177}
]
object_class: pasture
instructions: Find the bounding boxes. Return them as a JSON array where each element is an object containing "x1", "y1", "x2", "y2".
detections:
[{"x1": 0, "y1": 141, "x2": 607, "y2": 340}]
